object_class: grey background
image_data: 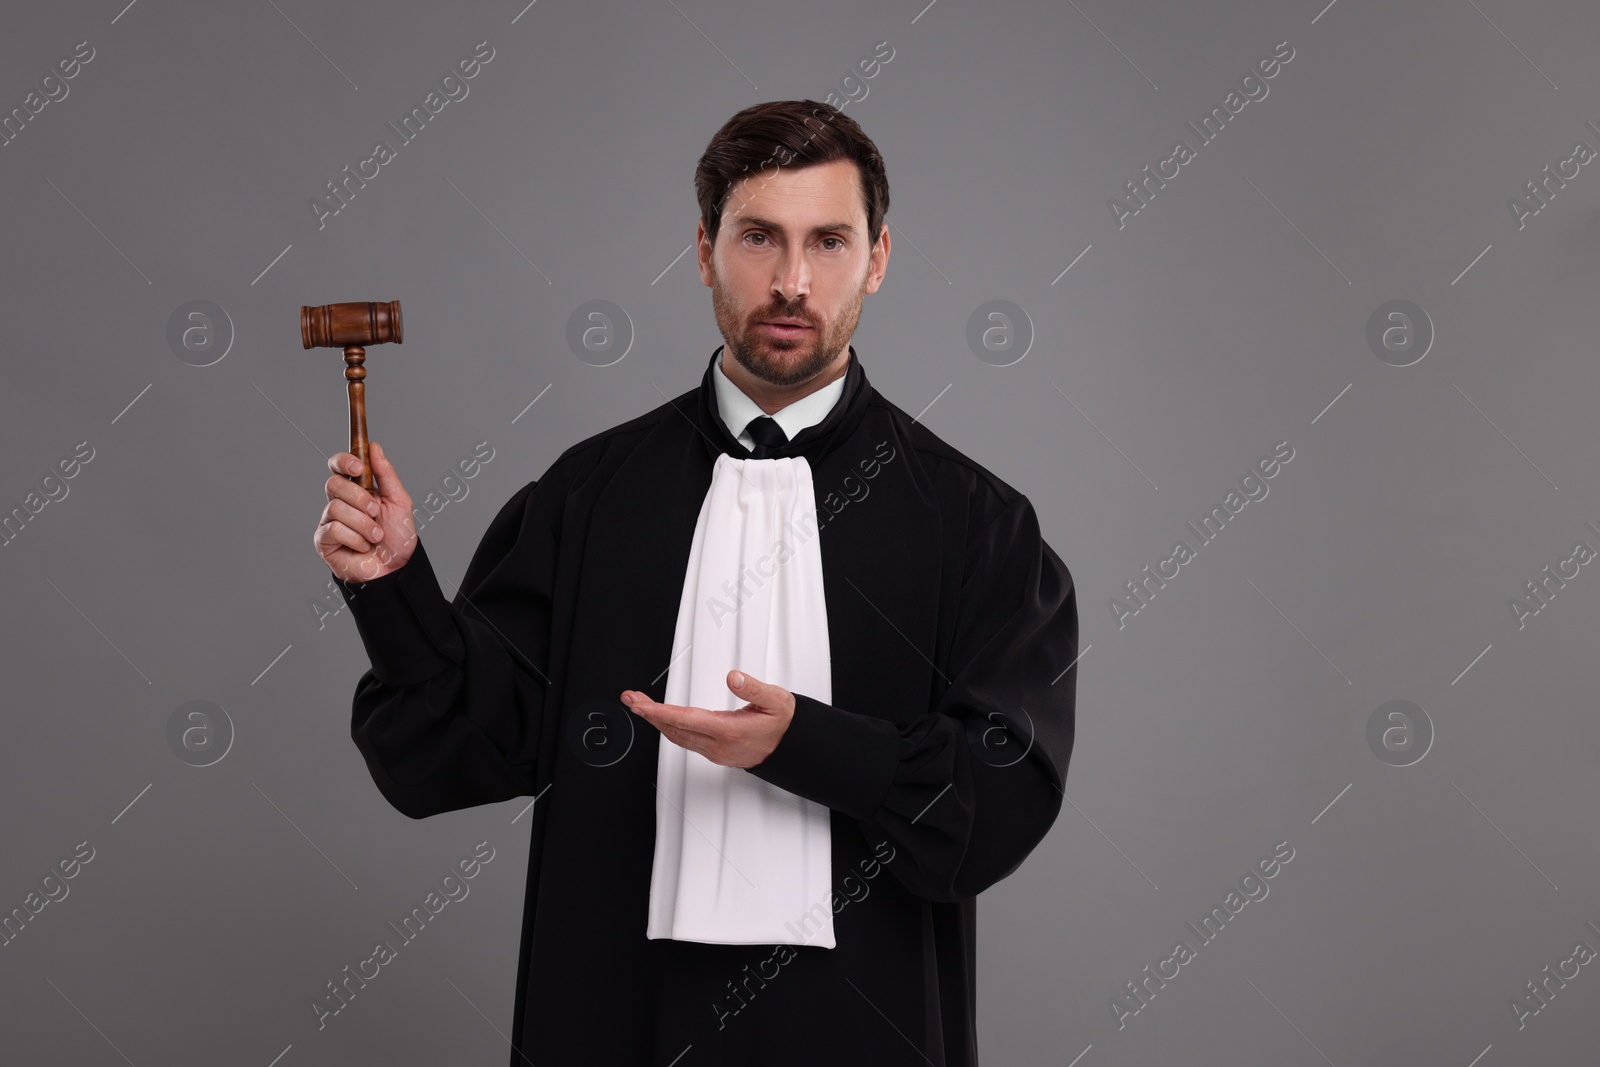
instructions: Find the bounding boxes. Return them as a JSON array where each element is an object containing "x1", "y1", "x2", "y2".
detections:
[{"x1": 1, "y1": 0, "x2": 1596, "y2": 1063}]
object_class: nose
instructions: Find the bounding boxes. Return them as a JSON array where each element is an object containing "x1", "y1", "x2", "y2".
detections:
[{"x1": 772, "y1": 245, "x2": 810, "y2": 304}]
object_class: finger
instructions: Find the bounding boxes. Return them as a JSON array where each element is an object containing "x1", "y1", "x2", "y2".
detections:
[
  {"x1": 640, "y1": 700, "x2": 723, "y2": 739},
  {"x1": 327, "y1": 451, "x2": 363, "y2": 478},
  {"x1": 315, "y1": 519, "x2": 376, "y2": 555},
  {"x1": 325, "y1": 473, "x2": 381, "y2": 517},
  {"x1": 324, "y1": 499, "x2": 384, "y2": 541},
  {"x1": 727, "y1": 669, "x2": 764, "y2": 700}
]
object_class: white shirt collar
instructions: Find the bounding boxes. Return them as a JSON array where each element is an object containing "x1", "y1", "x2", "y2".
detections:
[{"x1": 711, "y1": 348, "x2": 847, "y2": 452}]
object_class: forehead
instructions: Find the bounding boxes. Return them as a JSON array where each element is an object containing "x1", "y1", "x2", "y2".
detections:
[{"x1": 721, "y1": 158, "x2": 866, "y2": 231}]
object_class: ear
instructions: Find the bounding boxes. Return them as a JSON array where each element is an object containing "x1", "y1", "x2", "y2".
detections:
[
  {"x1": 864, "y1": 222, "x2": 890, "y2": 295},
  {"x1": 696, "y1": 216, "x2": 715, "y2": 287}
]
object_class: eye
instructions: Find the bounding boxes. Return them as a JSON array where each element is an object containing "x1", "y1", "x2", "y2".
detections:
[
  {"x1": 820, "y1": 237, "x2": 843, "y2": 250},
  {"x1": 744, "y1": 232, "x2": 769, "y2": 246}
]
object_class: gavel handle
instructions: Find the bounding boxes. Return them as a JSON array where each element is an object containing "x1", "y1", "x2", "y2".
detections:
[{"x1": 345, "y1": 346, "x2": 373, "y2": 491}]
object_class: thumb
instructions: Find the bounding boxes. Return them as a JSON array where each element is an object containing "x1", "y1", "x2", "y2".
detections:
[
  {"x1": 368, "y1": 441, "x2": 409, "y2": 502},
  {"x1": 727, "y1": 669, "x2": 761, "y2": 699}
]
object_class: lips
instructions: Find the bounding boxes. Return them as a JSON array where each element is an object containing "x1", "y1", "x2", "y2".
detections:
[{"x1": 760, "y1": 320, "x2": 811, "y2": 337}]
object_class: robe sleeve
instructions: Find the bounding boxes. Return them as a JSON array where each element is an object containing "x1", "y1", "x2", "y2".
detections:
[
  {"x1": 331, "y1": 475, "x2": 557, "y2": 820},
  {"x1": 746, "y1": 493, "x2": 1077, "y2": 903}
]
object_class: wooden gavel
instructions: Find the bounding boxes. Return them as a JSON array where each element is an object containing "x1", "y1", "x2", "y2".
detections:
[{"x1": 300, "y1": 300, "x2": 403, "y2": 491}]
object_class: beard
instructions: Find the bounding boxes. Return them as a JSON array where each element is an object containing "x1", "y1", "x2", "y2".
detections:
[{"x1": 711, "y1": 268, "x2": 865, "y2": 387}]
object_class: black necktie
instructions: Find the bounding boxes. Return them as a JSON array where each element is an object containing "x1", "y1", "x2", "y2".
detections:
[{"x1": 745, "y1": 415, "x2": 789, "y2": 459}]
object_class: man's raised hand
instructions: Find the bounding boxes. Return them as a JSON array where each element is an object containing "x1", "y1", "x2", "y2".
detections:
[{"x1": 313, "y1": 440, "x2": 418, "y2": 584}]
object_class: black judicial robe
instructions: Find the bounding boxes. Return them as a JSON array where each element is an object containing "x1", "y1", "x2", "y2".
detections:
[{"x1": 333, "y1": 345, "x2": 1078, "y2": 1066}]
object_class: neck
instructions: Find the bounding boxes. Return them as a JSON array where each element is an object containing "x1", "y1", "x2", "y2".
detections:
[{"x1": 720, "y1": 348, "x2": 849, "y2": 415}]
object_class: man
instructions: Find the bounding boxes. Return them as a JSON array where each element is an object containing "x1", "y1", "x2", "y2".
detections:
[{"x1": 313, "y1": 99, "x2": 1077, "y2": 1065}]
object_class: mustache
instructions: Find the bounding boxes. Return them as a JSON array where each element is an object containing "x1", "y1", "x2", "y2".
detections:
[{"x1": 754, "y1": 308, "x2": 815, "y2": 325}]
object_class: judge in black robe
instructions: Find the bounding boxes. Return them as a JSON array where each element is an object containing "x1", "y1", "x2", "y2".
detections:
[{"x1": 332, "y1": 343, "x2": 1078, "y2": 1066}]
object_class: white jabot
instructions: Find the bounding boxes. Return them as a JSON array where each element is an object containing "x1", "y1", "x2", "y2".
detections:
[
  {"x1": 711, "y1": 349, "x2": 847, "y2": 452},
  {"x1": 645, "y1": 451, "x2": 837, "y2": 948}
]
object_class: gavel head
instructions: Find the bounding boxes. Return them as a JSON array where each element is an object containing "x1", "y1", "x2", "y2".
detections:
[{"x1": 301, "y1": 300, "x2": 403, "y2": 349}]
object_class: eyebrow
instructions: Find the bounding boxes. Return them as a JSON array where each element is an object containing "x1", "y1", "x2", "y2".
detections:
[{"x1": 733, "y1": 215, "x2": 858, "y2": 237}]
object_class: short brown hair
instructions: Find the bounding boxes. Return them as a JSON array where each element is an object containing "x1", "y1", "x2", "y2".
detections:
[{"x1": 694, "y1": 99, "x2": 889, "y2": 251}]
